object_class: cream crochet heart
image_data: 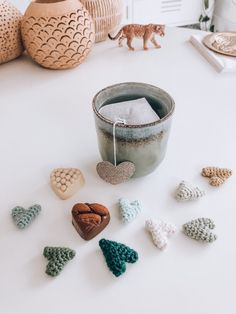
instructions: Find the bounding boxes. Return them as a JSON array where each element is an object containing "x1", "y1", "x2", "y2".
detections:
[
  {"x1": 50, "y1": 168, "x2": 85, "y2": 200},
  {"x1": 175, "y1": 181, "x2": 205, "y2": 201},
  {"x1": 146, "y1": 219, "x2": 177, "y2": 250}
]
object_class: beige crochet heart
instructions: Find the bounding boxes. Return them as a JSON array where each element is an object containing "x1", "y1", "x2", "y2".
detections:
[
  {"x1": 50, "y1": 168, "x2": 85, "y2": 200},
  {"x1": 96, "y1": 161, "x2": 135, "y2": 185},
  {"x1": 201, "y1": 167, "x2": 232, "y2": 187}
]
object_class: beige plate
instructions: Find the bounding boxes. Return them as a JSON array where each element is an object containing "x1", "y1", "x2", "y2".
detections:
[{"x1": 203, "y1": 32, "x2": 236, "y2": 57}]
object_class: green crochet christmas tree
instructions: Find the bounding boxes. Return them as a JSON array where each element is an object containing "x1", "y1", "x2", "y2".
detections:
[
  {"x1": 43, "y1": 247, "x2": 76, "y2": 277},
  {"x1": 99, "y1": 239, "x2": 138, "y2": 277}
]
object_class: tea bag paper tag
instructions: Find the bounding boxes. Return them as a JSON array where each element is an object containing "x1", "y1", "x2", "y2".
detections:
[
  {"x1": 96, "y1": 119, "x2": 136, "y2": 185},
  {"x1": 99, "y1": 98, "x2": 160, "y2": 125}
]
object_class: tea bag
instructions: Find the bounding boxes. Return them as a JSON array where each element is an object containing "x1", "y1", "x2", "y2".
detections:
[
  {"x1": 99, "y1": 98, "x2": 160, "y2": 125},
  {"x1": 96, "y1": 119, "x2": 135, "y2": 185}
]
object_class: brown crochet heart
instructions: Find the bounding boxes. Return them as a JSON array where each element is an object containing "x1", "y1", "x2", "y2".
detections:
[
  {"x1": 96, "y1": 161, "x2": 135, "y2": 185},
  {"x1": 201, "y1": 167, "x2": 232, "y2": 186},
  {"x1": 72, "y1": 203, "x2": 110, "y2": 240}
]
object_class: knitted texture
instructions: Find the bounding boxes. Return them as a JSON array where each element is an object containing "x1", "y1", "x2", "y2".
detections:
[
  {"x1": 43, "y1": 247, "x2": 76, "y2": 277},
  {"x1": 146, "y1": 219, "x2": 176, "y2": 249},
  {"x1": 12, "y1": 204, "x2": 41, "y2": 229},
  {"x1": 183, "y1": 218, "x2": 217, "y2": 243},
  {"x1": 202, "y1": 167, "x2": 232, "y2": 186},
  {"x1": 99, "y1": 239, "x2": 138, "y2": 277},
  {"x1": 119, "y1": 198, "x2": 142, "y2": 223},
  {"x1": 175, "y1": 181, "x2": 205, "y2": 201}
]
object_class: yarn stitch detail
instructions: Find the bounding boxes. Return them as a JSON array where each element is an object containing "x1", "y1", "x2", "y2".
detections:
[
  {"x1": 146, "y1": 219, "x2": 177, "y2": 249},
  {"x1": 99, "y1": 238, "x2": 138, "y2": 277},
  {"x1": 183, "y1": 218, "x2": 217, "y2": 243},
  {"x1": 12, "y1": 204, "x2": 41, "y2": 229},
  {"x1": 201, "y1": 167, "x2": 232, "y2": 186},
  {"x1": 119, "y1": 198, "x2": 142, "y2": 223},
  {"x1": 175, "y1": 181, "x2": 205, "y2": 201},
  {"x1": 43, "y1": 247, "x2": 76, "y2": 277}
]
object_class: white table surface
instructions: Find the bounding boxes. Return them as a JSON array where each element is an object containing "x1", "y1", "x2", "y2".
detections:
[{"x1": 1, "y1": 27, "x2": 236, "y2": 314}]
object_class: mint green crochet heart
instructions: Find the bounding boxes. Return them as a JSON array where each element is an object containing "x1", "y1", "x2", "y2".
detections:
[
  {"x1": 119, "y1": 198, "x2": 142, "y2": 223},
  {"x1": 99, "y1": 239, "x2": 138, "y2": 277},
  {"x1": 12, "y1": 204, "x2": 41, "y2": 229}
]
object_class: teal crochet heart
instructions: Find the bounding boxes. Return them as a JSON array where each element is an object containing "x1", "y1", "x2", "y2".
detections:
[
  {"x1": 12, "y1": 204, "x2": 41, "y2": 229},
  {"x1": 99, "y1": 239, "x2": 138, "y2": 277},
  {"x1": 43, "y1": 247, "x2": 76, "y2": 277},
  {"x1": 119, "y1": 198, "x2": 142, "y2": 223},
  {"x1": 183, "y1": 218, "x2": 217, "y2": 243}
]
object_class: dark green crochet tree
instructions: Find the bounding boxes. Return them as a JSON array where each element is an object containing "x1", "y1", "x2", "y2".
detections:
[
  {"x1": 43, "y1": 247, "x2": 76, "y2": 277},
  {"x1": 99, "y1": 239, "x2": 138, "y2": 277}
]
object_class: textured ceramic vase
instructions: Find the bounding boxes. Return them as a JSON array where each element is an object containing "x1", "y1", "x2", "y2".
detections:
[
  {"x1": 21, "y1": 0, "x2": 95, "y2": 69},
  {"x1": 80, "y1": 0, "x2": 122, "y2": 42},
  {"x1": 93, "y1": 82, "x2": 175, "y2": 178},
  {"x1": 0, "y1": 0, "x2": 24, "y2": 65}
]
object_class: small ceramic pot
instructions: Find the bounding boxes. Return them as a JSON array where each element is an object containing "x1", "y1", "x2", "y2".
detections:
[
  {"x1": 21, "y1": 0, "x2": 95, "y2": 69},
  {"x1": 80, "y1": 0, "x2": 122, "y2": 42},
  {"x1": 93, "y1": 82, "x2": 175, "y2": 178},
  {"x1": 0, "y1": 0, "x2": 24, "y2": 65}
]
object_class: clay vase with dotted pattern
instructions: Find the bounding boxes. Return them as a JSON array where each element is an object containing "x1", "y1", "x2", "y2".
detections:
[
  {"x1": 0, "y1": 0, "x2": 24, "y2": 65},
  {"x1": 80, "y1": 0, "x2": 122, "y2": 42},
  {"x1": 21, "y1": 0, "x2": 95, "y2": 70}
]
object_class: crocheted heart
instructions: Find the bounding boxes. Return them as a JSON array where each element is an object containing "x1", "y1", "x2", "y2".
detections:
[
  {"x1": 50, "y1": 168, "x2": 85, "y2": 200},
  {"x1": 96, "y1": 161, "x2": 135, "y2": 185},
  {"x1": 201, "y1": 167, "x2": 232, "y2": 187},
  {"x1": 99, "y1": 239, "x2": 138, "y2": 277},
  {"x1": 12, "y1": 204, "x2": 41, "y2": 229},
  {"x1": 119, "y1": 198, "x2": 142, "y2": 223},
  {"x1": 43, "y1": 247, "x2": 76, "y2": 277},
  {"x1": 146, "y1": 219, "x2": 176, "y2": 249},
  {"x1": 183, "y1": 218, "x2": 217, "y2": 243},
  {"x1": 72, "y1": 203, "x2": 110, "y2": 240},
  {"x1": 175, "y1": 181, "x2": 205, "y2": 201}
]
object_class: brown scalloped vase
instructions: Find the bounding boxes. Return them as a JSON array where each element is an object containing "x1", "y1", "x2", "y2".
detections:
[
  {"x1": 0, "y1": 0, "x2": 24, "y2": 65},
  {"x1": 21, "y1": 0, "x2": 95, "y2": 69},
  {"x1": 80, "y1": 0, "x2": 122, "y2": 42}
]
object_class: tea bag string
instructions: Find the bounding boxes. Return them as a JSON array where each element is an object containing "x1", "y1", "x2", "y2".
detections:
[{"x1": 113, "y1": 119, "x2": 126, "y2": 166}]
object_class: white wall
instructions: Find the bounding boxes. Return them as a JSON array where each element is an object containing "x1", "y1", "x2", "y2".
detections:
[
  {"x1": 124, "y1": 0, "x2": 202, "y2": 26},
  {"x1": 11, "y1": 0, "x2": 202, "y2": 26},
  {"x1": 10, "y1": 0, "x2": 30, "y2": 13}
]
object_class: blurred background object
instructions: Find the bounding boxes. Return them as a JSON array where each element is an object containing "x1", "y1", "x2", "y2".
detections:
[
  {"x1": 10, "y1": 0, "x2": 236, "y2": 32},
  {"x1": 80, "y1": 0, "x2": 123, "y2": 42},
  {"x1": 11, "y1": 0, "x2": 203, "y2": 27},
  {"x1": 199, "y1": 0, "x2": 215, "y2": 31},
  {"x1": 122, "y1": 0, "x2": 202, "y2": 27},
  {"x1": 213, "y1": 0, "x2": 236, "y2": 31},
  {"x1": 0, "y1": 0, "x2": 24, "y2": 65}
]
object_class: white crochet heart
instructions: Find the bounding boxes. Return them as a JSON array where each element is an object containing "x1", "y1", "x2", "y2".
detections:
[
  {"x1": 146, "y1": 219, "x2": 177, "y2": 250},
  {"x1": 175, "y1": 181, "x2": 205, "y2": 202}
]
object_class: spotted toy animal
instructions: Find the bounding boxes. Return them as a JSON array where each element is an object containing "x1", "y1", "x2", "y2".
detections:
[{"x1": 108, "y1": 23, "x2": 165, "y2": 50}]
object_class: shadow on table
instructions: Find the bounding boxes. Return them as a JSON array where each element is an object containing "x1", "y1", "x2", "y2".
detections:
[
  {"x1": 0, "y1": 53, "x2": 78, "y2": 95},
  {"x1": 26, "y1": 254, "x2": 50, "y2": 288},
  {"x1": 83, "y1": 247, "x2": 139, "y2": 289}
]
